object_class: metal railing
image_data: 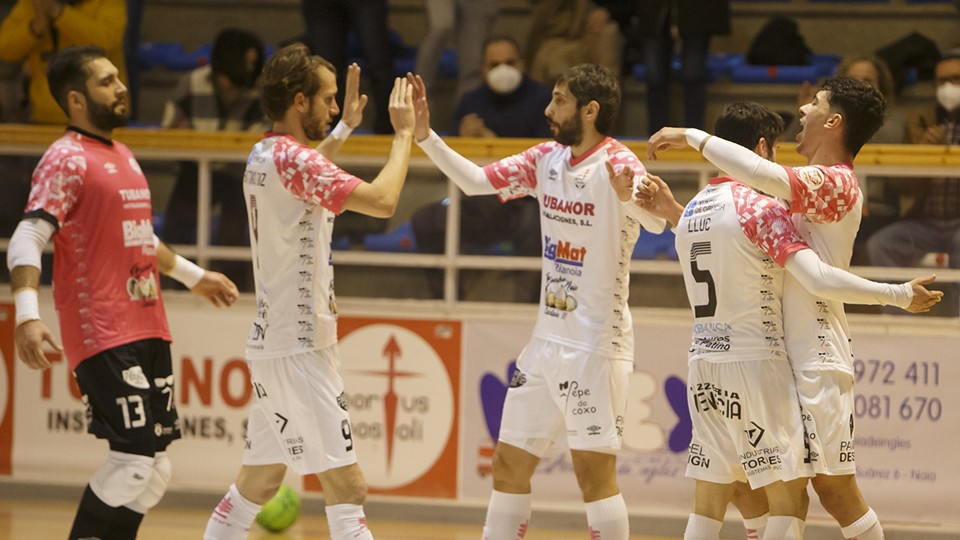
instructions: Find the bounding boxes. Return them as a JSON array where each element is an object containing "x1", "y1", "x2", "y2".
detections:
[{"x1": 1, "y1": 125, "x2": 958, "y2": 315}]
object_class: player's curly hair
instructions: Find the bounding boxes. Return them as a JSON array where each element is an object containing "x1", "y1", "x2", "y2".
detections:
[
  {"x1": 715, "y1": 102, "x2": 784, "y2": 157},
  {"x1": 260, "y1": 43, "x2": 335, "y2": 121},
  {"x1": 821, "y1": 76, "x2": 886, "y2": 157},
  {"x1": 555, "y1": 64, "x2": 621, "y2": 135}
]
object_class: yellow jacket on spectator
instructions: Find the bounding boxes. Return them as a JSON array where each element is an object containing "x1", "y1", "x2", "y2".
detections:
[{"x1": 0, "y1": 0, "x2": 126, "y2": 124}]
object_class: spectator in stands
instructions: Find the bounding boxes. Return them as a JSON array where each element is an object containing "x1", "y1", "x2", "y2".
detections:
[
  {"x1": 411, "y1": 36, "x2": 551, "y2": 302},
  {"x1": 414, "y1": 0, "x2": 497, "y2": 100},
  {"x1": 300, "y1": 0, "x2": 394, "y2": 133},
  {"x1": 867, "y1": 52, "x2": 960, "y2": 316},
  {"x1": 639, "y1": 0, "x2": 730, "y2": 135},
  {"x1": 524, "y1": 0, "x2": 623, "y2": 86},
  {"x1": 0, "y1": 0, "x2": 126, "y2": 124},
  {"x1": 160, "y1": 29, "x2": 267, "y2": 291}
]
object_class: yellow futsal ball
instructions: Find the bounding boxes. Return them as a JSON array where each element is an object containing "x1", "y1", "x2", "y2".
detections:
[{"x1": 255, "y1": 484, "x2": 301, "y2": 532}]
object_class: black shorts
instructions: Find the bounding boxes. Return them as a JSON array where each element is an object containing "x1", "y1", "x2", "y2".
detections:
[{"x1": 74, "y1": 338, "x2": 181, "y2": 455}]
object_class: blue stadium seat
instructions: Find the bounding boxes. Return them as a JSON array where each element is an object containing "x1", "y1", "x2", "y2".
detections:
[
  {"x1": 138, "y1": 42, "x2": 184, "y2": 70},
  {"x1": 731, "y1": 64, "x2": 819, "y2": 84},
  {"x1": 631, "y1": 53, "x2": 744, "y2": 83},
  {"x1": 363, "y1": 221, "x2": 418, "y2": 252},
  {"x1": 439, "y1": 49, "x2": 459, "y2": 79},
  {"x1": 632, "y1": 229, "x2": 678, "y2": 260}
]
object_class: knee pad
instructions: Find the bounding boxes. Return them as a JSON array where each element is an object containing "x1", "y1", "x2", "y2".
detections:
[
  {"x1": 133, "y1": 451, "x2": 172, "y2": 511},
  {"x1": 90, "y1": 451, "x2": 155, "y2": 507}
]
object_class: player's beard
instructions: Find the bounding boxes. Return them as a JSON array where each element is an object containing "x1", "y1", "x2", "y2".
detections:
[
  {"x1": 551, "y1": 113, "x2": 583, "y2": 147},
  {"x1": 302, "y1": 101, "x2": 328, "y2": 141},
  {"x1": 86, "y1": 92, "x2": 128, "y2": 132}
]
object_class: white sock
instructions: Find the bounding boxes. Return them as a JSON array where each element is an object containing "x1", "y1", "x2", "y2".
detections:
[
  {"x1": 325, "y1": 503, "x2": 373, "y2": 540},
  {"x1": 840, "y1": 508, "x2": 884, "y2": 540},
  {"x1": 743, "y1": 513, "x2": 768, "y2": 540},
  {"x1": 684, "y1": 513, "x2": 723, "y2": 540},
  {"x1": 204, "y1": 484, "x2": 262, "y2": 540},
  {"x1": 482, "y1": 490, "x2": 531, "y2": 540},
  {"x1": 764, "y1": 516, "x2": 804, "y2": 540},
  {"x1": 584, "y1": 494, "x2": 629, "y2": 539}
]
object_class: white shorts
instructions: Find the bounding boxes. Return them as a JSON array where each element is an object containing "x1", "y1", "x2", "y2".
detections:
[
  {"x1": 794, "y1": 369, "x2": 856, "y2": 476},
  {"x1": 243, "y1": 347, "x2": 356, "y2": 475},
  {"x1": 685, "y1": 359, "x2": 812, "y2": 489},
  {"x1": 498, "y1": 337, "x2": 631, "y2": 457}
]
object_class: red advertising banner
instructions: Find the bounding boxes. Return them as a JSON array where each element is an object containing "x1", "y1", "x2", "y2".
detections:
[
  {"x1": 0, "y1": 304, "x2": 14, "y2": 475},
  {"x1": 305, "y1": 317, "x2": 461, "y2": 498}
]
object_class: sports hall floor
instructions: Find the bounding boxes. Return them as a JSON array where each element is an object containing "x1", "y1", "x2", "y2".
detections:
[{"x1": 1, "y1": 485, "x2": 957, "y2": 539}]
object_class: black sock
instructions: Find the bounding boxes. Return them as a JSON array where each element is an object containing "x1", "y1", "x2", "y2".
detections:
[
  {"x1": 69, "y1": 485, "x2": 117, "y2": 540},
  {"x1": 102, "y1": 505, "x2": 145, "y2": 540}
]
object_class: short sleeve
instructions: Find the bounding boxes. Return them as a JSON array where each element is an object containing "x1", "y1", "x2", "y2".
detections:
[
  {"x1": 273, "y1": 137, "x2": 363, "y2": 214},
  {"x1": 731, "y1": 183, "x2": 809, "y2": 267},
  {"x1": 785, "y1": 164, "x2": 860, "y2": 223},
  {"x1": 24, "y1": 140, "x2": 87, "y2": 229},
  {"x1": 482, "y1": 142, "x2": 554, "y2": 201}
]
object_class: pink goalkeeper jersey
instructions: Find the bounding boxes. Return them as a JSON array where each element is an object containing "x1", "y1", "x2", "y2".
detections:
[
  {"x1": 242, "y1": 133, "x2": 362, "y2": 360},
  {"x1": 482, "y1": 137, "x2": 665, "y2": 360},
  {"x1": 676, "y1": 178, "x2": 809, "y2": 364},
  {"x1": 24, "y1": 128, "x2": 171, "y2": 370},
  {"x1": 780, "y1": 163, "x2": 863, "y2": 375}
]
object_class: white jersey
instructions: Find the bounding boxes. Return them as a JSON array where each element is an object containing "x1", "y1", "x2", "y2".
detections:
[
  {"x1": 779, "y1": 163, "x2": 862, "y2": 375},
  {"x1": 242, "y1": 133, "x2": 362, "y2": 360},
  {"x1": 676, "y1": 178, "x2": 809, "y2": 364},
  {"x1": 483, "y1": 137, "x2": 665, "y2": 360}
]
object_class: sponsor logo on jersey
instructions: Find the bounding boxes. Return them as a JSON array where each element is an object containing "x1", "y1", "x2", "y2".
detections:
[
  {"x1": 740, "y1": 446, "x2": 783, "y2": 475},
  {"x1": 541, "y1": 195, "x2": 595, "y2": 216},
  {"x1": 122, "y1": 366, "x2": 151, "y2": 389},
  {"x1": 509, "y1": 369, "x2": 527, "y2": 388},
  {"x1": 544, "y1": 236, "x2": 587, "y2": 267},
  {"x1": 796, "y1": 167, "x2": 827, "y2": 190},
  {"x1": 688, "y1": 442, "x2": 711, "y2": 468},
  {"x1": 544, "y1": 274, "x2": 579, "y2": 314},
  {"x1": 128, "y1": 157, "x2": 143, "y2": 176},
  {"x1": 118, "y1": 188, "x2": 151, "y2": 202},
  {"x1": 691, "y1": 381, "x2": 741, "y2": 419},
  {"x1": 104, "y1": 161, "x2": 118, "y2": 174},
  {"x1": 122, "y1": 218, "x2": 154, "y2": 247}
]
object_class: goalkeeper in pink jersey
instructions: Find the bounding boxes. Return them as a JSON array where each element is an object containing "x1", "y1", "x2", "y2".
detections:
[{"x1": 7, "y1": 45, "x2": 238, "y2": 540}]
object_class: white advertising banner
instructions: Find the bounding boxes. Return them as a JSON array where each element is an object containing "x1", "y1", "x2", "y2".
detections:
[
  {"x1": 1, "y1": 298, "x2": 958, "y2": 528},
  {"x1": 460, "y1": 317, "x2": 696, "y2": 518}
]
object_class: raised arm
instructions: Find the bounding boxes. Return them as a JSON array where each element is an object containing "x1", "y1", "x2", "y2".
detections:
[
  {"x1": 784, "y1": 250, "x2": 942, "y2": 312},
  {"x1": 341, "y1": 77, "x2": 415, "y2": 217},
  {"x1": 316, "y1": 63, "x2": 368, "y2": 159},
  {"x1": 407, "y1": 73, "x2": 495, "y2": 196},
  {"x1": 648, "y1": 127, "x2": 793, "y2": 201}
]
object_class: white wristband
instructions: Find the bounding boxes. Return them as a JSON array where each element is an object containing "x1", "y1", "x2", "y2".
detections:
[
  {"x1": 168, "y1": 255, "x2": 205, "y2": 288},
  {"x1": 14, "y1": 288, "x2": 40, "y2": 326},
  {"x1": 331, "y1": 121, "x2": 353, "y2": 140}
]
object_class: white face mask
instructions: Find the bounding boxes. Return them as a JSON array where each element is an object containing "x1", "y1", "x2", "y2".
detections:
[
  {"x1": 486, "y1": 64, "x2": 523, "y2": 95},
  {"x1": 936, "y1": 82, "x2": 960, "y2": 112}
]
